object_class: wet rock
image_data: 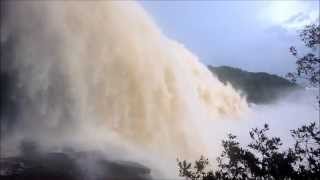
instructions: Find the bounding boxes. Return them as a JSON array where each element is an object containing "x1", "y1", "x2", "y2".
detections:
[{"x1": 0, "y1": 151, "x2": 152, "y2": 180}]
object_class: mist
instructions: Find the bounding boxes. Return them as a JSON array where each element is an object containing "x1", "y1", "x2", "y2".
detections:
[{"x1": 0, "y1": 1, "x2": 318, "y2": 179}]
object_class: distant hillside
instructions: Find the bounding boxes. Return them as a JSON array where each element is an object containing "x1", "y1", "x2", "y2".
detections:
[{"x1": 208, "y1": 65, "x2": 301, "y2": 104}]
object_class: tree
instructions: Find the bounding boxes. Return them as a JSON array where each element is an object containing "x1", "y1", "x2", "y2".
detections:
[
  {"x1": 247, "y1": 124, "x2": 297, "y2": 180},
  {"x1": 287, "y1": 24, "x2": 320, "y2": 107},
  {"x1": 291, "y1": 122, "x2": 320, "y2": 179},
  {"x1": 216, "y1": 134, "x2": 251, "y2": 180},
  {"x1": 177, "y1": 156, "x2": 216, "y2": 180},
  {"x1": 287, "y1": 24, "x2": 320, "y2": 87},
  {"x1": 177, "y1": 123, "x2": 319, "y2": 180}
]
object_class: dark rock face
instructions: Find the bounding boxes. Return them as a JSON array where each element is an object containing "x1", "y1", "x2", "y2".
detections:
[{"x1": 0, "y1": 151, "x2": 152, "y2": 180}]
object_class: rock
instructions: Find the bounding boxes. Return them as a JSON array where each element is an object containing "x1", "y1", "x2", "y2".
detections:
[{"x1": 0, "y1": 151, "x2": 152, "y2": 180}]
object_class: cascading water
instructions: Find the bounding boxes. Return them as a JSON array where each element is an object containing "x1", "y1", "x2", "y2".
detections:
[{"x1": 0, "y1": 0, "x2": 248, "y2": 167}]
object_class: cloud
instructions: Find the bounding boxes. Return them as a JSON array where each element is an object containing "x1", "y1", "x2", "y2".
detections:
[
  {"x1": 285, "y1": 12, "x2": 310, "y2": 24},
  {"x1": 282, "y1": 11, "x2": 318, "y2": 30},
  {"x1": 264, "y1": 25, "x2": 296, "y2": 42}
]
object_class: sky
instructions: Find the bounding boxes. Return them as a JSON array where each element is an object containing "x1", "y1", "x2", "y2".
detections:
[{"x1": 141, "y1": 0, "x2": 319, "y2": 76}]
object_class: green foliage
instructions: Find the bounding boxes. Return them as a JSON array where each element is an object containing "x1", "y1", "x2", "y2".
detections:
[
  {"x1": 177, "y1": 122, "x2": 320, "y2": 180},
  {"x1": 287, "y1": 24, "x2": 320, "y2": 107},
  {"x1": 177, "y1": 156, "x2": 215, "y2": 180},
  {"x1": 208, "y1": 66, "x2": 300, "y2": 104},
  {"x1": 247, "y1": 124, "x2": 297, "y2": 179},
  {"x1": 216, "y1": 134, "x2": 251, "y2": 180},
  {"x1": 291, "y1": 122, "x2": 320, "y2": 178}
]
